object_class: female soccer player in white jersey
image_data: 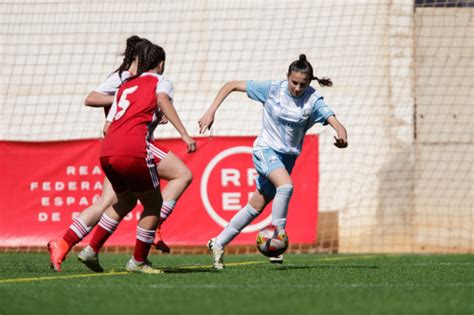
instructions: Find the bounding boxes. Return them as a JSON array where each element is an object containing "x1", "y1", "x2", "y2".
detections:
[
  {"x1": 87, "y1": 42, "x2": 196, "y2": 273},
  {"x1": 48, "y1": 36, "x2": 192, "y2": 272},
  {"x1": 198, "y1": 54, "x2": 348, "y2": 269}
]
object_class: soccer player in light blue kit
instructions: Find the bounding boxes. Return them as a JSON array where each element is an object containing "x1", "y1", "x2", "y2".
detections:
[{"x1": 198, "y1": 54, "x2": 348, "y2": 269}]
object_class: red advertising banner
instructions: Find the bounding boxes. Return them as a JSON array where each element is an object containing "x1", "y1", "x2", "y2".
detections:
[{"x1": 0, "y1": 136, "x2": 318, "y2": 247}]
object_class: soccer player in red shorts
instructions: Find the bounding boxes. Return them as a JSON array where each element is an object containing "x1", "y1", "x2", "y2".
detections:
[{"x1": 88, "y1": 41, "x2": 196, "y2": 273}]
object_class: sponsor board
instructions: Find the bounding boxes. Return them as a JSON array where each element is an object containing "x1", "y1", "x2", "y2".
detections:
[{"x1": 0, "y1": 136, "x2": 318, "y2": 246}]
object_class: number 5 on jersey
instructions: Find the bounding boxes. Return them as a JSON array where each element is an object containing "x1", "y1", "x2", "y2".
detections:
[{"x1": 114, "y1": 86, "x2": 138, "y2": 120}]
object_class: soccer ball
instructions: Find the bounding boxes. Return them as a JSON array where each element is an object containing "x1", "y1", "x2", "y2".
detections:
[{"x1": 256, "y1": 225, "x2": 289, "y2": 257}]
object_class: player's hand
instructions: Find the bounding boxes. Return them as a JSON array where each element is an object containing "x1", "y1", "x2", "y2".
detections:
[
  {"x1": 198, "y1": 111, "x2": 215, "y2": 134},
  {"x1": 333, "y1": 136, "x2": 348, "y2": 148},
  {"x1": 182, "y1": 134, "x2": 197, "y2": 153}
]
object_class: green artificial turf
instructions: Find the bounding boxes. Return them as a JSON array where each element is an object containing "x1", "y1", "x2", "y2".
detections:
[{"x1": 0, "y1": 253, "x2": 472, "y2": 315}]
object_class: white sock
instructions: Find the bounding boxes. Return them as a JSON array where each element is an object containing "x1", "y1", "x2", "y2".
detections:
[
  {"x1": 136, "y1": 226, "x2": 155, "y2": 244},
  {"x1": 271, "y1": 184, "x2": 293, "y2": 228},
  {"x1": 215, "y1": 204, "x2": 260, "y2": 249},
  {"x1": 160, "y1": 200, "x2": 176, "y2": 221}
]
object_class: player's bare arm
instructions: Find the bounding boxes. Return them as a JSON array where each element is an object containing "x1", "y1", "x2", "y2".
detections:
[
  {"x1": 84, "y1": 91, "x2": 115, "y2": 107},
  {"x1": 327, "y1": 115, "x2": 348, "y2": 148},
  {"x1": 198, "y1": 80, "x2": 246, "y2": 134},
  {"x1": 157, "y1": 92, "x2": 196, "y2": 153}
]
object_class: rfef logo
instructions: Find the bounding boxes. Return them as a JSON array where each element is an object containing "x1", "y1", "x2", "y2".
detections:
[{"x1": 200, "y1": 146, "x2": 272, "y2": 232}]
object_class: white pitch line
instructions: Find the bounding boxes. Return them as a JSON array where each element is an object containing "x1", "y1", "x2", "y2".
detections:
[{"x1": 0, "y1": 271, "x2": 129, "y2": 284}]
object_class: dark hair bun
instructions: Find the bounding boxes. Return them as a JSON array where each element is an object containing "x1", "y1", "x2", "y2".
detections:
[
  {"x1": 299, "y1": 54, "x2": 307, "y2": 62},
  {"x1": 127, "y1": 35, "x2": 141, "y2": 44}
]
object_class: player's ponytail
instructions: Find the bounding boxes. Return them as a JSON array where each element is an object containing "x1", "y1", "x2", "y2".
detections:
[
  {"x1": 114, "y1": 35, "x2": 144, "y2": 79},
  {"x1": 288, "y1": 54, "x2": 333, "y2": 87}
]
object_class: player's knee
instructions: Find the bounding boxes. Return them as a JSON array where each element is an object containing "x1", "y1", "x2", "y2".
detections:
[
  {"x1": 94, "y1": 196, "x2": 115, "y2": 212},
  {"x1": 249, "y1": 190, "x2": 271, "y2": 211},
  {"x1": 248, "y1": 199, "x2": 264, "y2": 212},
  {"x1": 180, "y1": 167, "x2": 193, "y2": 186}
]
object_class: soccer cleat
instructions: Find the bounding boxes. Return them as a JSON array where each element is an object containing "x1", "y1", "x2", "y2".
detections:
[
  {"x1": 207, "y1": 238, "x2": 224, "y2": 270},
  {"x1": 78, "y1": 245, "x2": 104, "y2": 272},
  {"x1": 47, "y1": 239, "x2": 70, "y2": 272},
  {"x1": 154, "y1": 228, "x2": 171, "y2": 254},
  {"x1": 269, "y1": 254, "x2": 284, "y2": 264},
  {"x1": 125, "y1": 257, "x2": 163, "y2": 274}
]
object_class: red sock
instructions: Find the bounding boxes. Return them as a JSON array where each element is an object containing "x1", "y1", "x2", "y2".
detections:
[
  {"x1": 89, "y1": 213, "x2": 120, "y2": 253},
  {"x1": 89, "y1": 225, "x2": 112, "y2": 253},
  {"x1": 62, "y1": 218, "x2": 92, "y2": 248},
  {"x1": 134, "y1": 226, "x2": 156, "y2": 262},
  {"x1": 133, "y1": 239, "x2": 153, "y2": 263},
  {"x1": 62, "y1": 229, "x2": 81, "y2": 248}
]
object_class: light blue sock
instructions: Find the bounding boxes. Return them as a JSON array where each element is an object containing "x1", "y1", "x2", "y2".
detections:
[
  {"x1": 271, "y1": 184, "x2": 293, "y2": 228},
  {"x1": 215, "y1": 204, "x2": 260, "y2": 248}
]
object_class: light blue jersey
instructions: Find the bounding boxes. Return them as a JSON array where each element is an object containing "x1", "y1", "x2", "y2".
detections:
[{"x1": 246, "y1": 80, "x2": 334, "y2": 155}]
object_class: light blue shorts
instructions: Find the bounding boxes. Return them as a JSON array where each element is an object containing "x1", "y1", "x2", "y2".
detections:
[{"x1": 252, "y1": 148, "x2": 297, "y2": 198}]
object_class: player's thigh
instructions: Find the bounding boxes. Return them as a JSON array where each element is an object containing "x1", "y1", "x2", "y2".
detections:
[
  {"x1": 156, "y1": 151, "x2": 191, "y2": 181},
  {"x1": 253, "y1": 149, "x2": 295, "y2": 187},
  {"x1": 98, "y1": 177, "x2": 118, "y2": 207},
  {"x1": 267, "y1": 167, "x2": 293, "y2": 187}
]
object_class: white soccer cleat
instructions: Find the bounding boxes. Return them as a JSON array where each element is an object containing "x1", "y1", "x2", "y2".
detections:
[
  {"x1": 207, "y1": 238, "x2": 224, "y2": 270},
  {"x1": 269, "y1": 254, "x2": 284, "y2": 264},
  {"x1": 125, "y1": 257, "x2": 163, "y2": 274},
  {"x1": 78, "y1": 245, "x2": 104, "y2": 272}
]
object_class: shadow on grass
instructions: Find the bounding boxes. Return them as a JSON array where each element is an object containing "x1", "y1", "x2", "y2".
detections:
[
  {"x1": 160, "y1": 267, "x2": 215, "y2": 274},
  {"x1": 271, "y1": 264, "x2": 380, "y2": 271}
]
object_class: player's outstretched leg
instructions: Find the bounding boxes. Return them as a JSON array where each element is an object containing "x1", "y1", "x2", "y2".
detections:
[
  {"x1": 207, "y1": 203, "x2": 262, "y2": 270},
  {"x1": 153, "y1": 151, "x2": 193, "y2": 254}
]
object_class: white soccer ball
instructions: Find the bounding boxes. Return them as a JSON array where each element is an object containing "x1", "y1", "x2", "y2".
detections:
[{"x1": 256, "y1": 225, "x2": 289, "y2": 257}]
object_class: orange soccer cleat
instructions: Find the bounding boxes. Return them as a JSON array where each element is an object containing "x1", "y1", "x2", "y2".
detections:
[
  {"x1": 154, "y1": 228, "x2": 171, "y2": 254},
  {"x1": 47, "y1": 239, "x2": 70, "y2": 272}
]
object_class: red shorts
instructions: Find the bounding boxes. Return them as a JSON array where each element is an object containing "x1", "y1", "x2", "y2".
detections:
[{"x1": 100, "y1": 142, "x2": 169, "y2": 194}]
